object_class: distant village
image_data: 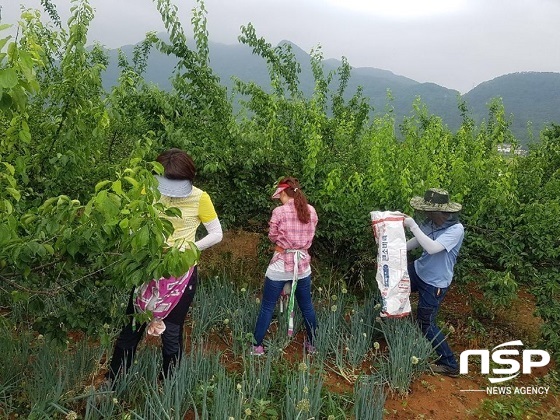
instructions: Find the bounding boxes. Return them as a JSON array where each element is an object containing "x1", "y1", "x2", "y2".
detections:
[{"x1": 497, "y1": 143, "x2": 528, "y2": 156}]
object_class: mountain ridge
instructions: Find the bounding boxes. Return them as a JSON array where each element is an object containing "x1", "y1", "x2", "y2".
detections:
[{"x1": 101, "y1": 36, "x2": 560, "y2": 144}]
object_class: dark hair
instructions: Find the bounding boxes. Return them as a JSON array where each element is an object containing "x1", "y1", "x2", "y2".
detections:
[
  {"x1": 156, "y1": 148, "x2": 196, "y2": 181},
  {"x1": 278, "y1": 176, "x2": 310, "y2": 223}
]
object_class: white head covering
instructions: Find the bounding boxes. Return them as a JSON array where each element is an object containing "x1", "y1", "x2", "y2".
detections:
[{"x1": 155, "y1": 175, "x2": 193, "y2": 198}]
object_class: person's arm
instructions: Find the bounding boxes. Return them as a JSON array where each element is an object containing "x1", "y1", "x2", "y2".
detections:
[
  {"x1": 404, "y1": 217, "x2": 445, "y2": 254},
  {"x1": 406, "y1": 237, "x2": 420, "y2": 251},
  {"x1": 268, "y1": 209, "x2": 280, "y2": 243},
  {"x1": 194, "y1": 218, "x2": 223, "y2": 250},
  {"x1": 195, "y1": 192, "x2": 223, "y2": 251}
]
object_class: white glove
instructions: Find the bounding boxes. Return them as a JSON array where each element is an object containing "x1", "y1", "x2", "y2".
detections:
[{"x1": 404, "y1": 217, "x2": 418, "y2": 230}]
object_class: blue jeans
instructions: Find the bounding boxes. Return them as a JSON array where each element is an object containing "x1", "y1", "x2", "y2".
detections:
[
  {"x1": 408, "y1": 263, "x2": 458, "y2": 369},
  {"x1": 253, "y1": 275, "x2": 317, "y2": 346}
]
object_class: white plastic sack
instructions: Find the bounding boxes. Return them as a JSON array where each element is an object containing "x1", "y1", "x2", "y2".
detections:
[{"x1": 370, "y1": 211, "x2": 411, "y2": 317}]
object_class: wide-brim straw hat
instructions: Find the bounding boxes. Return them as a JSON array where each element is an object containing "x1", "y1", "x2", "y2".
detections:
[
  {"x1": 410, "y1": 188, "x2": 462, "y2": 212},
  {"x1": 155, "y1": 175, "x2": 193, "y2": 198}
]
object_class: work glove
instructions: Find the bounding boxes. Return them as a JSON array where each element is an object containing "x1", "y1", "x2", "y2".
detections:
[{"x1": 403, "y1": 217, "x2": 418, "y2": 230}]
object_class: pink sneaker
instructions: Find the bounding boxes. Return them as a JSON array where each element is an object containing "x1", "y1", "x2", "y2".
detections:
[{"x1": 250, "y1": 345, "x2": 265, "y2": 356}]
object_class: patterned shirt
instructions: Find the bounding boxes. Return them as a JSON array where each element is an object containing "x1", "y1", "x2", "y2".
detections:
[{"x1": 268, "y1": 200, "x2": 318, "y2": 275}]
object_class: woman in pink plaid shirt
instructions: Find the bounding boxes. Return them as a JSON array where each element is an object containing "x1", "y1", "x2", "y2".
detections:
[{"x1": 251, "y1": 177, "x2": 318, "y2": 355}]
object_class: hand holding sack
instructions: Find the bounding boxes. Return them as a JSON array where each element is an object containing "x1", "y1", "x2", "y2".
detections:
[{"x1": 403, "y1": 216, "x2": 418, "y2": 229}]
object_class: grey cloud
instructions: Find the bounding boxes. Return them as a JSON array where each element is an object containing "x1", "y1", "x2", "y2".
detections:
[{"x1": 1, "y1": 0, "x2": 559, "y2": 93}]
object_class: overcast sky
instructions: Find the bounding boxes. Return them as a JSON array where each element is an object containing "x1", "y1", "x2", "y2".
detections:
[{"x1": 2, "y1": 0, "x2": 559, "y2": 93}]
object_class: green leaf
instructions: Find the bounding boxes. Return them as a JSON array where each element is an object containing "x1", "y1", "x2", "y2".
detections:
[
  {"x1": 95, "y1": 180, "x2": 111, "y2": 192},
  {"x1": 18, "y1": 128, "x2": 31, "y2": 144},
  {"x1": 0, "y1": 68, "x2": 18, "y2": 89},
  {"x1": 43, "y1": 243, "x2": 55, "y2": 255},
  {"x1": 67, "y1": 240, "x2": 80, "y2": 257},
  {"x1": 132, "y1": 225, "x2": 150, "y2": 250},
  {"x1": 5, "y1": 187, "x2": 21, "y2": 201},
  {"x1": 164, "y1": 207, "x2": 182, "y2": 217},
  {"x1": 123, "y1": 176, "x2": 139, "y2": 188},
  {"x1": 3, "y1": 199, "x2": 13, "y2": 214},
  {"x1": 10, "y1": 86, "x2": 27, "y2": 110},
  {"x1": 112, "y1": 179, "x2": 123, "y2": 195},
  {"x1": 7, "y1": 41, "x2": 15, "y2": 57},
  {"x1": 0, "y1": 91, "x2": 12, "y2": 110},
  {"x1": 11, "y1": 290, "x2": 29, "y2": 303},
  {"x1": 2, "y1": 162, "x2": 15, "y2": 176},
  {"x1": 0, "y1": 224, "x2": 12, "y2": 245},
  {"x1": 26, "y1": 241, "x2": 42, "y2": 256}
]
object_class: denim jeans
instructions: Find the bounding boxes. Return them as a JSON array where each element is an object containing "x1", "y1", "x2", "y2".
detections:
[
  {"x1": 408, "y1": 263, "x2": 458, "y2": 369},
  {"x1": 253, "y1": 275, "x2": 317, "y2": 346}
]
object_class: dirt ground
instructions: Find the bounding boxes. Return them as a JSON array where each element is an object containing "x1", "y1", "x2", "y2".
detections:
[{"x1": 199, "y1": 229, "x2": 560, "y2": 419}]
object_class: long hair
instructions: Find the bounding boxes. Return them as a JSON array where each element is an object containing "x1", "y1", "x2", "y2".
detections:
[{"x1": 278, "y1": 177, "x2": 310, "y2": 223}]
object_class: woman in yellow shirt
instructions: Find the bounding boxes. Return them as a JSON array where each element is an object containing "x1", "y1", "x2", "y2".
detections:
[{"x1": 105, "y1": 148, "x2": 223, "y2": 382}]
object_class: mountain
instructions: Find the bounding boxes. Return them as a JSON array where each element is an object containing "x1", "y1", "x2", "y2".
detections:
[
  {"x1": 101, "y1": 37, "x2": 560, "y2": 144},
  {"x1": 462, "y1": 72, "x2": 560, "y2": 143}
]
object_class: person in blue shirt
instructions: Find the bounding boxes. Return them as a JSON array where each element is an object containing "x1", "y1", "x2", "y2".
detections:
[{"x1": 403, "y1": 188, "x2": 464, "y2": 377}]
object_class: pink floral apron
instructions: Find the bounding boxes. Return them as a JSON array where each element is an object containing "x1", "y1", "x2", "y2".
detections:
[{"x1": 133, "y1": 266, "x2": 195, "y2": 336}]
